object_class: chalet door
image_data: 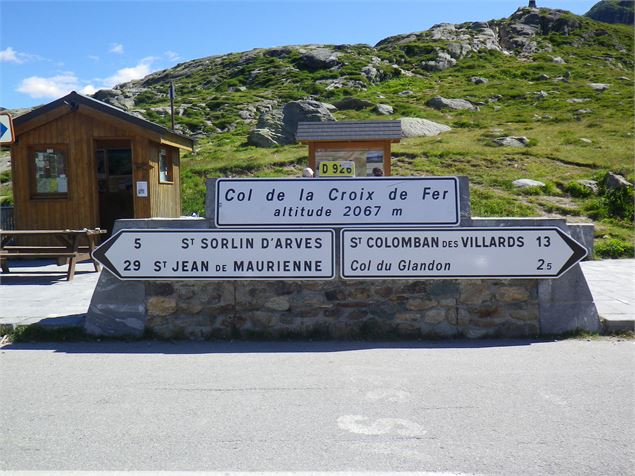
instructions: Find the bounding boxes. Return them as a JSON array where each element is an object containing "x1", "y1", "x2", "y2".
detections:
[{"x1": 95, "y1": 141, "x2": 134, "y2": 235}]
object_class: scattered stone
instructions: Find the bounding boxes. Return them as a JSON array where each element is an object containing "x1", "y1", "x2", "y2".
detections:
[
  {"x1": 575, "y1": 109, "x2": 593, "y2": 114},
  {"x1": 512, "y1": 178, "x2": 545, "y2": 188},
  {"x1": 426, "y1": 96, "x2": 477, "y2": 111},
  {"x1": 470, "y1": 76, "x2": 489, "y2": 84},
  {"x1": 361, "y1": 65, "x2": 381, "y2": 83},
  {"x1": 333, "y1": 97, "x2": 375, "y2": 111},
  {"x1": 552, "y1": 56, "x2": 566, "y2": 64},
  {"x1": 535, "y1": 90, "x2": 549, "y2": 99},
  {"x1": 400, "y1": 117, "x2": 451, "y2": 137},
  {"x1": 604, "y1": 172, "x2": 632, "y2": 190},
  {"x1": 617, "y1": 76, "x2": 631, "y2": 81},
  {"x1": 589, "y1": 82, "x2": 610, "y2": 91},
  {"x1": 495, "y1": 136, "x2": 529, "y2": 147},
  {"x1": 398, "y1": 90, "x2": 414, "y2": 96},
  {"x1": 580, "y1": 138, "x2": 593, "y2": 144},
  {"x1": 537, "y1": 74, "x2": 550, "y2": 81},
  {"x1": 567, "y1": 98, "x2": 590, "y2": 103},
  {"x1": 375, "y1": 104, "x2": 394, "y2": 115},
  {"x1": 576, "y1": 180, "x2": 598, "y2": 194}
]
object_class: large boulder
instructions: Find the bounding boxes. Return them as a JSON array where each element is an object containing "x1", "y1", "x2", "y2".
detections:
[
  {"x1": 426, "y1": 96, "x2": 478, "y2": 111},
  {"x1": 495, "y1": 136, "x2": 529, "y2": 147},
  {"x1": 603, "y1": 172, "x2": 632, "y2": 190},
  {"x1": 513, "y1": 179, "x2": 545, "y2": 188},
  {"x1": 333, "y1": 97, "x2": 375, "y2": 111},
  {"x1": 248, "y1": 100, "x2": 334, "y2": 147},
  {"x1": 400, "y1": 117, "x2": 451, "y2": 137},
  {"x1": 297, "y1": 47, "x2": 341, "y2": 71}
]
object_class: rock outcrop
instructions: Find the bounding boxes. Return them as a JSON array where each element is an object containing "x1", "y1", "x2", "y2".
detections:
[
  {"x1": 585, "y1": 0, "x2": 634, "y2": 25},
  {"x1": 248, "y1": 100, "x2": 335, "y2": 147}
]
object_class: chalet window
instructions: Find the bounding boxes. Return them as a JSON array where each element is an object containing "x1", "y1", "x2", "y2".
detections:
[
  {"x1": 159, "y1": 147, "x2": 173, "y2": 183},
  {"x1": 30, "y1": 145, "x2": 69, "y2": 198}
]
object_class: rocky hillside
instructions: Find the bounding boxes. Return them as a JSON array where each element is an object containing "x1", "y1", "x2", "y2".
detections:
[
  {"x1": 585, "y1": 0, "x2": 634, "y2": 25},
  {"x1": 5, "y1": 4, "x2": 634, "y2": 257}
]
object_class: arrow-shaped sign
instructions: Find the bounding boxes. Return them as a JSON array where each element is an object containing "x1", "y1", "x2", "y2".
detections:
[
  {"x1": 341, "y1": 227, "x2": 587, "y2": 279},
  {"x1": 93, "y1": 229, "x2": 335, "y2": 281},
  {"x1": 0, "y1": 113, "x2": 14, "y2": 145}
]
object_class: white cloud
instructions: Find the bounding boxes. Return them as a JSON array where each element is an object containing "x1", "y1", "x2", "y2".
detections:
[
  {"x1": 103, "y1": 56, "x2": 157, "y2": 87},
  {"x1": 17, "y1": 73, "x2": 83, "y2": 98},
  {"x1": 80, "y1": 84, "x2": 98, "y2": 95},
  {"x1": 165, "y1": 50, "x2": 180, "y2": 62},
  {"x1": 17, "y1": 57, "x2": 159, "y2": 99},
  {"x1": 88, "y1": 55, "x2": 100, "y2": 62},
  {"x1": 0, "y1": 46, "x2": 49, "y2": 64},
  {"x1": 109, "y1": 43, "x2": 124, "y2": 54},
  {"x1": 0, "y1": 47, "x2": 22, "y2": 63}
]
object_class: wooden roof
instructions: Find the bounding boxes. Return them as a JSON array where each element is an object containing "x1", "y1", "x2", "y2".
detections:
[
  {"x1": 296, "y1": 120, "x2": 402, "y2": 142},
  {"x1": 13, "y1": 91, "x2": 194, "y2": 151}
]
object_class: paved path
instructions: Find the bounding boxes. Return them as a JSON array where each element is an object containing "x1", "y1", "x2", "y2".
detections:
[
  {"x1": 0, "y1": 260, "x2": 100, "y2": 328},
  {"x1": 581, "y1": 259, "x2": 634, "y2": 331},
  {"x1": 0, "y1": 259, "x2": 633, "y2": 331},
  {"x1": 0, "y1": 339, "x2": 633, "y2": 474}
]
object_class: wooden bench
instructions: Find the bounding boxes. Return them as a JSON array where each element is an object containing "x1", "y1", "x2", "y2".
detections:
[{"x1": 0, "y1": 229, "x2": 107, "y2": 281}]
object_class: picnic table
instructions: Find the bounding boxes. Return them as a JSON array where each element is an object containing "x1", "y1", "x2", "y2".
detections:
[{"x1": 0, "y1": 228, "x2": 107, "y2": 281}]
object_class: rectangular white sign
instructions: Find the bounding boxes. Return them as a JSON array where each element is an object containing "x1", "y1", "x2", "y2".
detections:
[
  {"x1": 341, "y1": 227, "x2": 587, "y2": 279},
  {"x1": 93, "y1": 229, "x2": 335, "y2": 280},
  {"x1": 215, "y1": 177, "x2": 460, "y2": 227}
]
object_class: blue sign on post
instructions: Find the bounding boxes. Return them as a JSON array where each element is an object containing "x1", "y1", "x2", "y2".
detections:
[{"x1": 0, "y1": 113, "x2": 14, "y2": 144}]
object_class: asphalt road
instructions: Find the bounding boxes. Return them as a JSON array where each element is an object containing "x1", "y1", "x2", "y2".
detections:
[{"x1": 0, "y1": 339, "x2": 633, "y2": 474}]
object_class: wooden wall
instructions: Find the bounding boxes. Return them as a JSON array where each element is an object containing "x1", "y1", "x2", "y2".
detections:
[
  {"x1": 148, "y1": 141, "x2": 181, "y2": 218},
  {"x1": 11, "y1": 106, "x2": 182, "y2": 239}
]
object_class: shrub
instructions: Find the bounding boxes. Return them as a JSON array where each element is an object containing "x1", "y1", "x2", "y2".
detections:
[
  {"x1": 595, "y1": 237, "x2": 634, "y2": 259},
  {"x1": 603, "y1": 187, "x2": 634, "y2": 221},
  {"x1": 565, "y1": 180, "x2": 594, "y2": 198}
]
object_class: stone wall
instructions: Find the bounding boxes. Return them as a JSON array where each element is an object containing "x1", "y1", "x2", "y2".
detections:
[
  {"x1": 85, "y1": 177, "x2": 599, "y2": 339},
  {"x1": 142, "y1": 278, "x2": 540, "y2": 340}
]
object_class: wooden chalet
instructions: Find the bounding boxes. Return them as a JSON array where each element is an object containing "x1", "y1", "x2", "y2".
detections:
[
  {"x1": 296, "y1": 120, "x2": 401, "y2": 177},
  {"x1": 10, "y1": 91, "x2": 193, "y2": 236}
]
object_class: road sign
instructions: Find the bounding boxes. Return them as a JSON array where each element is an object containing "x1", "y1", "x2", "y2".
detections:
[
  {"x1": 0, "y1": 113, "x2": 14, "y2": 145},
  {"x1": 318, "y1": 161, "x2": 355, "y2": 177},
  {"x1": 215, "y1": 177, "x2": 460, "y2": 227},
  {"x1": 341, "y1": 227, "x2": 587, "y2": 279},
  {"x1": 93, "y1": 229, "x2": 335, "y2": 280}
]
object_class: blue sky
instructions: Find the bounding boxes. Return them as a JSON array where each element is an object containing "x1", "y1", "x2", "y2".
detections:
[{"x1": 1, "y1": 0, "x2": 598, "y2": 109}]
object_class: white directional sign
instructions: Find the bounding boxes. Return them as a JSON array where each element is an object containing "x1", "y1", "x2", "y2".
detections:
[
  {"x1": 93, "y1": 229, "x2": 335, "y2": 280},
  {"x1": 215, "y1": 177, "x2": 460, "y2": 227},
  {"x1": 0, "y1": 113, "x2": 14, "y2": 145},
  {"x1": 341, "y1": 227, "x2": 587, "y2": 279}
]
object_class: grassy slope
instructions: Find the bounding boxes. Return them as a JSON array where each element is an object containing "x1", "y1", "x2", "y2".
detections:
[{"x1": 158, "y1": 14, "x2": 633, "y2": 258}]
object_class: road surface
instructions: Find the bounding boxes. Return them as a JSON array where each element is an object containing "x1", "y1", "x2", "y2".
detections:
[{"x1": 0, "y1": 339, "x2": 633, "y2": 474}]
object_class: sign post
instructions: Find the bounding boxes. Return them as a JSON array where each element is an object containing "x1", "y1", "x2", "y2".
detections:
[
  {"x1": 0, "y1": 113, "x2": 14, "y2": 145},
  {"x1": 341, "y1": 227, "x2": 587, "y2": 279},
  {"x1": 215, "y1": 177, "x2": 460, "y2": 227},
  {"x1": 92, "y1": 229, "x2": 335, "y2": 280}
]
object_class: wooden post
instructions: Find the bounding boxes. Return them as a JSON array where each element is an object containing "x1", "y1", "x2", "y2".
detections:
[
  {"x1": 308, "y1": 142, "x2": 316, "y2": 173},
  {"x1": 383, "y1": 142, "x2": 392, "y2": 177}
]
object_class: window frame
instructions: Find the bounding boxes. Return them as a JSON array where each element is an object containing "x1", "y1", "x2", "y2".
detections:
[
  {"x1": 29, "y1": 144, "x2": 70, "y2": 200},
  {"x1": 158, "y1": 147, "x2": 174, "y2": 184}
]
